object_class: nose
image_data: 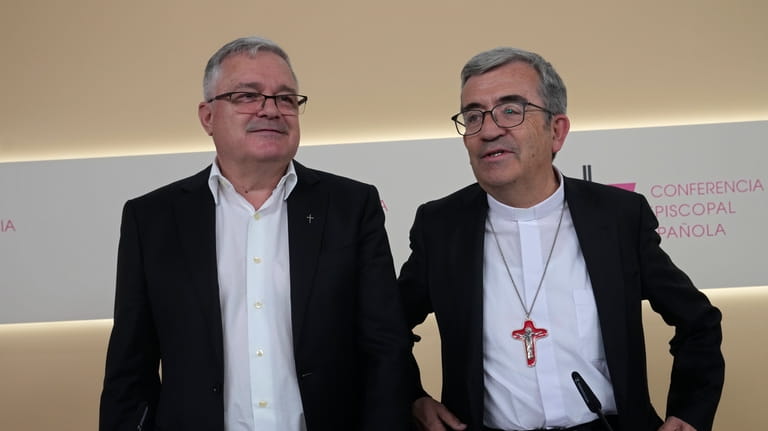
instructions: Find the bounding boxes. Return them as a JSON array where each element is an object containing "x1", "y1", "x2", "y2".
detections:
[
  {"x1": 257, "y1": 96, "x2": 282, "y2": 118},
  {"x1": 477, "y1": 111, "x2": 504, "y2": 140}
]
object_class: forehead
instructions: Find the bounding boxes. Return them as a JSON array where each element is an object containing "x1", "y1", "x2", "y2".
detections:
[
  {"x1": 216, "y1": 51, "x2": 298, "y2": 92},
  {"x1": 460, "y1": 61, "x2": 541, "y2": 108}
]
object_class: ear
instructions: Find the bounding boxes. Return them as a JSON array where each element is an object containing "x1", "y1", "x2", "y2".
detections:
[
  {"x1": 198, "y1": 101, "x2": 214, "y2": 136},
  {"x1": 550, "y1": 114, "x2": 570, "y2": 155}
]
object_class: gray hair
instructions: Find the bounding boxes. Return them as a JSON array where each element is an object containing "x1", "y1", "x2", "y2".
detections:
[
  {"x1": 202, "y1": 36, "x2": 297, "y2": 101},
  {"x1": 460, "y1": 47, "x2": 567, "y2": 115}
]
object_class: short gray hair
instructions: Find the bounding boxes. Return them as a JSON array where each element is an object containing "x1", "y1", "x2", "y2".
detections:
[
  {"x1": 460, "y1": 47, "x2": 567, "y2": 115},
  {"x1": 202, "y1": 36, "x2": 297, "y2": 100}
]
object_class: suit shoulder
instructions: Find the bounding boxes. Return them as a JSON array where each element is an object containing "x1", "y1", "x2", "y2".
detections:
[
  {"x1": 565, "y1": 176, "x2": 646, "y2": 204},
  {"x1": 563, "y1": 176, "x2": 652, "y2": 226},
  {"x1": 418, "y1": 183, "x2": 484, "y2": 214},
  {"x1": 128, "y1": 166, "x2": 210, "y2": 206},
  {"x1": 296, "y1": 163, "x2": 378, "y2": 194}
]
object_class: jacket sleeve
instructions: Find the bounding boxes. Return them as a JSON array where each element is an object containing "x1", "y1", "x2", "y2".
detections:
[
  {"x1": 356, "y1": 185, "x2": 414, "y2": 430},
  {"x1": 99, "y1": 201, "x2": 160, "y2": 431},
  {"x1": 637, "y1": 195, "x2": 725, "y2": 431},
  {"x1": 397, "y1": 203, "x2": 433, "y2": 402}
]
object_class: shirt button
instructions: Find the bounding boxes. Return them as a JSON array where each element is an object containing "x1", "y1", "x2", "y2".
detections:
[
  {"x1": 253, "y1": 257, "x2": 262, "y2": 264},
  {"x1": 253, "y1": 213, "x2": 261, "y2": 221},
  {"x1": 254, "y1": 301, "x2": 263, "y2": 309},
  {"x1": 258, "y1": 400, "x2": 268, "y2": 408},
  {"x1": 256, "y1": 349, "x2": 264, "y2": 357}
]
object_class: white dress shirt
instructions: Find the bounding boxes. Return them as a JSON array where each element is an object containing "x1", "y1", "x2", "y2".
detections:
[
  {"x1": 209, "y1": 160, "x2": 306, "y2": 431},
  {"x1": 482, "y1": 170, "x2": 617, "y2": 430}
]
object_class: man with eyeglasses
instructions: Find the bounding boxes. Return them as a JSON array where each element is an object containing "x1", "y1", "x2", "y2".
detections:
[
  {"x1": 99, "y1": 36, "x2": 412, "y2": 431},
  {"x1": 399, "y1": 47, "x2": 724, "y2": 431}
]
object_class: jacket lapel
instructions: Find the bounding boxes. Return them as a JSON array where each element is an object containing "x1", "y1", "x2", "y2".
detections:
[
  {"x1": 564, "y1": 178, "x2": 628, "y2": 383},
  {"x1": 458, "y1": 185, "x2": 489, "y2": 425},
  {"x1": 174, "y1": 167, "x2": 224, "y2": 370},
  {"x1": 286, "y1": 162, "x2": 328, "y2": 349}
]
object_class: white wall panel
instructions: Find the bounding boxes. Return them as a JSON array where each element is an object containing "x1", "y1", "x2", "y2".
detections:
[{"x1": 1, "y1": 121, "x2": 765, "y2": 323}]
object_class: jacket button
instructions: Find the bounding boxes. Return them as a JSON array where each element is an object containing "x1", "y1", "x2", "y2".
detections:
[{"x1": 212, "y1": 385, "x2": 220, "y2": 393}]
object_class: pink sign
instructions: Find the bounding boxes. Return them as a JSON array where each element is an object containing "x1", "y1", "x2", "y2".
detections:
[
  {"x1": 609, "y1": 182, "x2": 637, "y2": 192},
  {"x1": 1, "y1": 219, "x2": 16, "y2": 232}
]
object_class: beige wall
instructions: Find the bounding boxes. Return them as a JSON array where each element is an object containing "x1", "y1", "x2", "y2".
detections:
[
  {"x1": 1, "y1": 1, "x2": 766, "y2": 162},
  {"x1": 1, "y1": 288, "x2": 763, "y2": 430},
  {"x1": 0, "y1": 320, "x2": 111, "y2": 430}
]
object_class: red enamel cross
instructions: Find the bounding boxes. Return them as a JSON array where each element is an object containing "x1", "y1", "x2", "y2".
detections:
[{"x1": 511, "y1": 319, "x2": 548, "y2": 367}]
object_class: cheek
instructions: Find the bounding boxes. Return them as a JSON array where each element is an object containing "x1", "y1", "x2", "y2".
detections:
[
  {"x1": 463, "y1": 138, "x2": 480, "y2": 156},
  {"x1": 212, "y1": 115, "x2": 238, "y2": 131},
  {"x1": 286, "y1": 116, "x2": 301, "y2": 130},
  {"x1": 520, "y1": 130, "x2": 549, "y2": 159}
]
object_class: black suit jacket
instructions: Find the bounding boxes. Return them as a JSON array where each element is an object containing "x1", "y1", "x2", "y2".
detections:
[
  {"x1": 399, "y1": 177, "x2": 724, "y2": 431},
  {"x1": 100, "y1": 161, "x2": 412, "y2": 431}
]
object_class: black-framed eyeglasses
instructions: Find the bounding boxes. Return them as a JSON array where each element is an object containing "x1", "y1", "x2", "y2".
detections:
[
  {"x1": 451, "y1": 101, "x2": 553, "y2": 136},
  {"x1": 207, "y1": 91, "x2": 308, "y2": 115}
]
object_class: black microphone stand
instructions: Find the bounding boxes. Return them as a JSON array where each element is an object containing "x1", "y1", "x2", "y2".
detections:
[{"x1": 571, "y1": 371, "x2": 614, "y2": 431}]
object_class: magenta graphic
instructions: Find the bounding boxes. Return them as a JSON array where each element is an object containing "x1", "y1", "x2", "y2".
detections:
[
  {"x1": 610, "y1": 183, "x2": 637, "y2": 192},
  {"x1": 582, "y1": 165, "x2": 636, "y2": 192}
]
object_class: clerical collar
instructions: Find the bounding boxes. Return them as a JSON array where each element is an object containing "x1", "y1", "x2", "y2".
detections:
[{"x1": 487, "y1": 169, "x2": 565, "y2": 222}]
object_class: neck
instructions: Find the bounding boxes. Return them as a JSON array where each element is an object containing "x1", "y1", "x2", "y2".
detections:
[
  {"x1": 486, "y1": 168, "x2": 560, "y2": 208},
  {"x1": 217, "y1": 157, "x2": 289, "y2": 209}
]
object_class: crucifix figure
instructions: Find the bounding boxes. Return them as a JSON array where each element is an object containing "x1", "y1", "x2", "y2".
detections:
[
  {"x1": 306, "y1": 214, "x2": 314, "y2": 224},
  {"x1": 511, "y1": 320, "x2": 548, "y2": 367}
]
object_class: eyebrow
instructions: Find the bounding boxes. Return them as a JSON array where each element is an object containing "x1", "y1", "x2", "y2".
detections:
[
  {"x1": 232, "y1": 82, "x2": 298, "y2": 94},
  {"x1": 462, "y1": 94, "x2": 529, "y2": 112}
]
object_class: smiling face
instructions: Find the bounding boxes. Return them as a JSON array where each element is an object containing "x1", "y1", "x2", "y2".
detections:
[
  {"x1": 198, "y1": 51, "x2": 300, "y2": 171},
  {"x1": 460, "y1": 61, "x2": 569, "y2": 207}
]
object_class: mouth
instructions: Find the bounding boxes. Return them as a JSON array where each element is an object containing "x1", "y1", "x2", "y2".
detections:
[
  {"x1": 481, "y1": 148, "x2": 512, "y2": 159},
  {"x1": 248, "y1": 129, "x2": 285, "y2": 135},
  {"x1": 245, "y1": 123, "x2": 287, "y2": 134}
]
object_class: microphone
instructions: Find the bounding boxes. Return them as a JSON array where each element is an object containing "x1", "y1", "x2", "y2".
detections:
[{"x1": 571, "y1": 371, "x2": 614, "y2": 431}]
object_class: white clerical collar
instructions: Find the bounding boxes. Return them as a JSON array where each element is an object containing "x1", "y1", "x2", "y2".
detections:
[{"x1": 487, "y1": 168, "x2": 565, "y2": 222}]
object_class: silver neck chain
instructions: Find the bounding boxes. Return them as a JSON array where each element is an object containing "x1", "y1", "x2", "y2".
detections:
[{"x1": 487, "y1": 201, "x2": 566, "y2": 319}]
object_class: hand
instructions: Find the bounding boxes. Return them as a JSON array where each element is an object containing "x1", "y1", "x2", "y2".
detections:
[
  {"x1": 658, "y1": 416, "x2": 697, "y2": 431},
  {"x1": 412, "y1": 396, "x2": 467, "y2": 431}
]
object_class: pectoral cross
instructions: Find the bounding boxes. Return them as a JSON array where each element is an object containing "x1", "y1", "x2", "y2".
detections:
[{"x1": 511, "y1": 319, "x2": 548, "y2": 367}]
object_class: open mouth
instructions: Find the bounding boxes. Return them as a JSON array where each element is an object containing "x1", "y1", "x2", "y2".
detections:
[{"x1": 482, "y1": 149, "x2": 508, "y2": 159}]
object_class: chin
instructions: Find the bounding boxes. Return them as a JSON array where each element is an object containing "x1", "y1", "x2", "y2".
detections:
[
  {"x1": 251, "y1": 154, "x2": 294, "y2": 164},
  {"x1": 247, "y1": 143, "x2": 297, "y2": 159},
  {"x1": 473, "y1": 166, "x2": 517, "y2": 186}
]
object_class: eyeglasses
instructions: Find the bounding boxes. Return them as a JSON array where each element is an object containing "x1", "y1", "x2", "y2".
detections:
[
  {"x1": 207, "y1": 91, "x2": 308, "y2": 115},
  {"x1": 451, "y1": 101, "x2": 553, "y2": 136}
]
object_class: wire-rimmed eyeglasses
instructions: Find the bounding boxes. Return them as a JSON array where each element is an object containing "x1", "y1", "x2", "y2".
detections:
[
  {"x1": 207, "y1": 91, "x2": 308, "y2": 115},
  {"x1": 451, "y1": 101, "x2": 553, "y2": 136}
]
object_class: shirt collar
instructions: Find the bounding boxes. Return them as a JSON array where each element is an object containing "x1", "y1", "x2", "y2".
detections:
[
  {"x1": 208, "y1": 158, "x2": 298, "y2": 205},
  {"x1": 487, "y1": 167, "x2": 565, "y2": 222}
]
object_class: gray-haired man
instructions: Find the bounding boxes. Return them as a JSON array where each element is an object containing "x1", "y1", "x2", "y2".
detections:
[
  {"x1": 100, "y1": 36, "x2": 412, "y2": 431},
  {"x1": 399, "y1": 47, "x2": 724, "y2": 431}
]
